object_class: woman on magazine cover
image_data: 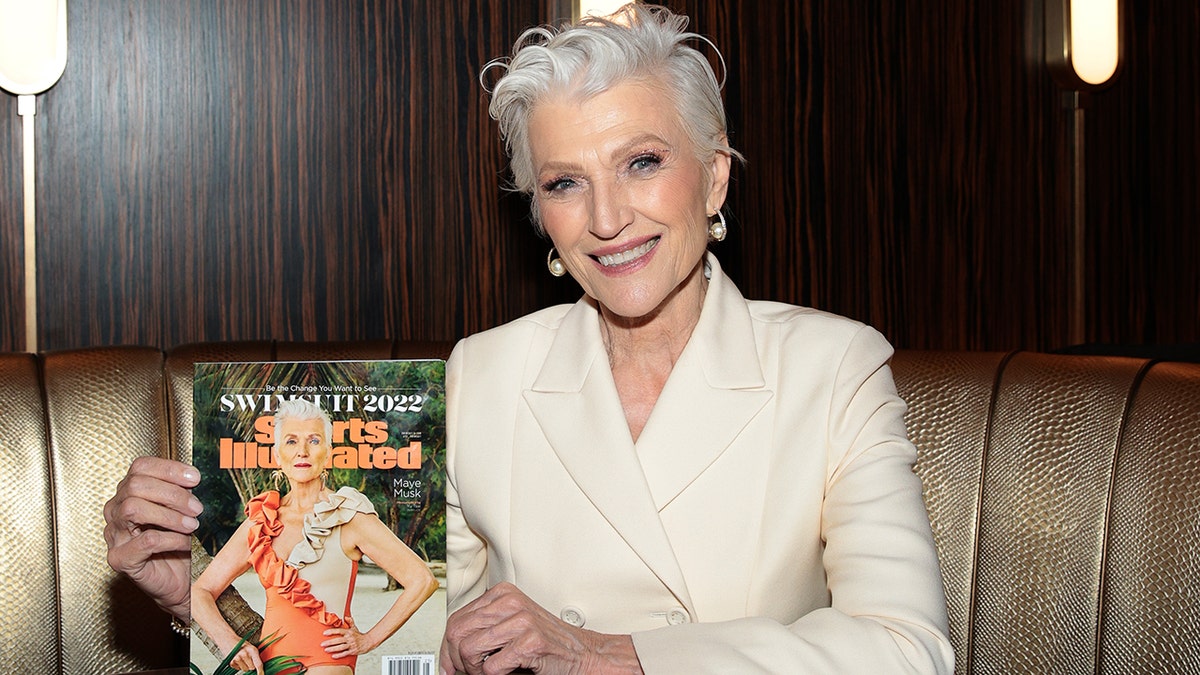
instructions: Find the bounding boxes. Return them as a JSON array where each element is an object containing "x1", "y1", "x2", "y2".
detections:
[
  {"x1": 190, "y1": 398, "x2": 438, "y2": 674},
  {"x1": 105, "y1": 4, "x2": 952, "y2": 673}
]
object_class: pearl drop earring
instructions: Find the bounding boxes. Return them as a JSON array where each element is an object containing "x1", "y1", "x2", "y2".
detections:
[
  {"x1": 708, "y1": 210, "x2": 728, "y2": 242},
  {"x1": 547, "y1": 248, "x2": 567, "y2": 277}
]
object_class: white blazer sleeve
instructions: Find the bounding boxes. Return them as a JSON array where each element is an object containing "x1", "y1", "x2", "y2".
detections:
[
  {"x1": 445, "y1": 340, "x2": 489, "y2": 611},
  {"x1": 631, "y1": 326, "x2": 954, "y2": 673}
]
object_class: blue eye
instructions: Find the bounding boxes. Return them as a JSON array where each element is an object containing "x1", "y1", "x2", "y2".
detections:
[
  {"x1": 309, "y1": 436, "x2": 321, "y2": 445},
  {"x1": 630, "y1": 153, "x2": 662, "y2": 172},
  {"x1": 541, "y1": 177, "x2": 577, "y2": 193}
]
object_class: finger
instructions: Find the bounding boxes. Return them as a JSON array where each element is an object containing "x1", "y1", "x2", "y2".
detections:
[
  {"x1": 128, "y1": 456, "x2": 202, "y2": 488},
  {"x1": 106, "y1": 529, "x2": 192, "y2": 575},
  {"x1": 120, "y1": 472, "x2": 204, "y2": 519},
  {"x1": 480, "y1": 646, "x2": 520, "y2": 675},
  {"x1": 474, "y1": 619, "x2": 557, "y2": 675},
  {"x1": 443, "y1": 597, "x2": 524, "y2": 675},
  {"x1": 457, "y1": 632, "x2": 508, "y2": 675},
  {"x1": 104, "y1": 461, "x2": 201, "y2": 534},
  {"x1": 248, "y1": 646, "x2": 265, "y2": 675},
  {"x1": 328, "y1": 646, "x2": 354, "y2": 659},
  {"x1": 443, "y1": 608, "x2": 479, "y2": 675},
  {"x1": 444, "y1": 592, "x2": 514, "y2": 645},
  {"x1": 320, "y1": 631, "x2": 348, "y2": 648},
  {"x1": 442, "y1": 627, "x2": 484, "y2": 675},
  {"x1": 439, "y1": 637, "x2": 456, "y2": 675},
  {"x1": 325, "y1": 637, "x2": 359, "y2": 659},
  {"x1": 107, "y1": 494, "x2": 201, "y2": 540},
  {"x1": 462, "y1": 606, "x2": 559, "y2": 675},
  {"x1": 231, "y1": 651, "x2": 252, "y2": 672}
]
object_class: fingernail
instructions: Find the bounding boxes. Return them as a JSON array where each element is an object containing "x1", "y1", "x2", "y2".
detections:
[
  {"x1": 187, "y1": 496, "x2": 203, "y2": 515},
  {"x1": 183, "y1": 468, "x2": 201, "y2": 484},
  {"x1": 183, "y1": 516, "x2": 199, "y2": 531}
]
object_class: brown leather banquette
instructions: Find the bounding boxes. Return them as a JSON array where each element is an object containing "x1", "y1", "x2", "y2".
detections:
[{"x1": 0, "y1": 341, "x2": 1196, "y2": 673}]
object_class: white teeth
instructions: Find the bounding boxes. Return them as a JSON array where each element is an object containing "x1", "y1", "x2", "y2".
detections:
[{"x1": 597, "y1": 238, "x2": 658, "y2": 267}]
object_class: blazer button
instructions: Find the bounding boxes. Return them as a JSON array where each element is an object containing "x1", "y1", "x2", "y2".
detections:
[
  {"x1": 560, "y1": 606, "x2": 586, "y2": 627},
  {"x1": 666, "y1": 607, "x2": 690, "y2": 625}
]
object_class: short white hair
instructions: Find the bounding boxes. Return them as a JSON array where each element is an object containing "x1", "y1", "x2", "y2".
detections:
[
  {"x1": 482, "y1": 3, "x2": 742, "y2": 229},
  {"x1": 273, "y1": 398, "x2": 332, "y2": 450}
]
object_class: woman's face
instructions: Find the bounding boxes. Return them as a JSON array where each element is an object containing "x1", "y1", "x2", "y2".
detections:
[
  {"x1": 274, "y1": 417, "x2": 330, "y2": 485},
  {"x1": 529, "y1": 80, "x2": 731, "y2": 321}
]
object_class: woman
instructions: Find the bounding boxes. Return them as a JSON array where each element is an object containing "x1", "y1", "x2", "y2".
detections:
[
  {"x1": 192, "y1": 398, "x2": 438, "y2": 674},
  {"x1": 105, "y1": 5, "x2": 953, "y2": 673},
  {"x1": 438, "y1": 5, "x2": 952, "y2": 673}
]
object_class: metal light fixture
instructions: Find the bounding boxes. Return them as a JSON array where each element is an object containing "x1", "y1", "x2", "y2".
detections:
[
  {"x1": 1046, "y1": 0, "x2": 1122, "y2": 90},
  {"x1": 1044, "y1": 0, "x2": 1122, "y2": 346},
  {"x1": 0, "y1": 0, "x2": 68, "y2": 353}
]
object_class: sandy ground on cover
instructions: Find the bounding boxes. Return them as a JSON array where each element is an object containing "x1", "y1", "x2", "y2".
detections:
[{"x1": 190, "y1": 564, "x2": 446, "y2": 675}]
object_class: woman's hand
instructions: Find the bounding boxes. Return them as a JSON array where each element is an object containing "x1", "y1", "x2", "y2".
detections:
[
  {"x1": 227, "y1": 640, "x2": 265, "y2": 675},
  {"x1": 102, "y1": 456, "x2": 201, "y2": 620},
  {"x1": 440, "y1": 582, "x2": 643, "y2": 675},
  {"x1": 322, "y1": 615, "x2": 378, "y2": 659}
]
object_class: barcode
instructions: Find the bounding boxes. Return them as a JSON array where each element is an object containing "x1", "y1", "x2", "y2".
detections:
[{"x1": 382, "y1": 654, "x2": 436, "y2": 675}]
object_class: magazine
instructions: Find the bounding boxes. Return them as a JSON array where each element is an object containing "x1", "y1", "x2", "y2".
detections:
[{"x1": 190, "y1": 359, "x2": 446, "y2": 675}]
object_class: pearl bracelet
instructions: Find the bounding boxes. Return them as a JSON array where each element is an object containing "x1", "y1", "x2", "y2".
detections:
[{"x1": 170, "y1": 616, "x2": 191, "y2": 638}]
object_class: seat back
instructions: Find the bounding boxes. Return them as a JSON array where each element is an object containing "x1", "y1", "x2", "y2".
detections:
[{"x1": 894, "y1": 351, "x2": 1200, "y2": 674}]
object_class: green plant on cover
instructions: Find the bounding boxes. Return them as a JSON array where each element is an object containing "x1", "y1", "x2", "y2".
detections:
[{"x1": 189, "y1": 630, "x2": 307, "y2": 675}]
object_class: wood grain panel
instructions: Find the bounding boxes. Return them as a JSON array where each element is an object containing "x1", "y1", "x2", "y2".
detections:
[
  {"x1": 668, "y1": 0, "x2": 1075, "y2": 351},
  {"x1": 1087, "y1": 1, "x2": 1200, "y2": 347},
  {"x1": 0, "y1": 0, "x2": 1195, "y2": 353},
  {"x1": 25, "y1": 0, "x2": 558, "y2": 352},
  {"x1": 0, "y1": 104, "x2": 21, "y2": 350}
]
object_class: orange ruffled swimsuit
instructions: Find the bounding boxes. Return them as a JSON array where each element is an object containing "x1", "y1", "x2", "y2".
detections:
[{"x1": 246, "y1": 487, "x2": 377, "y2": 673}]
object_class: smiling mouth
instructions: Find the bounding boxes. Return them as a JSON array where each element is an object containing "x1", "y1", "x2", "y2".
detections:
[{"x1": 595, "y1": 237, "x2": 659, "y2": 267}]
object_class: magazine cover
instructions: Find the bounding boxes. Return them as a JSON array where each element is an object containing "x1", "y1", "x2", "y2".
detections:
[{"x1": 190, "y1": 360, "x2": 446, "y2": 675}]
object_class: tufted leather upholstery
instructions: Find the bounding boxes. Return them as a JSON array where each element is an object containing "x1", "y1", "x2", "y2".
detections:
[
  {"x1": 894, "y1": 351, "x2": 1200, "y2": 674},
  {"x1": 0, "y1": 343, "x2": 1196, "y2": 673}
]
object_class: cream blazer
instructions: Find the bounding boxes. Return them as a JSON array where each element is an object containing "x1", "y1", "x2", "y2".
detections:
[{"x1": 446, "y1": 255, "x2": 954, "y2": 673}]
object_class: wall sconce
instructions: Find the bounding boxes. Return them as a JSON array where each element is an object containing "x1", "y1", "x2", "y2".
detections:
[
  {"x1": 1045, "y1": 0, "x2": 1122, "y2": 90},
  {"x1": 1043, "y1": 0, "x2": 1122, "y2": 346},
  {"x1": 0, "y1": 0, "x2": 68, "y2": 353}
]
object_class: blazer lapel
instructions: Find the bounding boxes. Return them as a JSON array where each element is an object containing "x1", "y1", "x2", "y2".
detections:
[
  {"x1": 523, "y1": 299, "x2": 696, "y2": 610},
  {"x1": 636, "y1": 255, "x2": 774, "y2": 510}
]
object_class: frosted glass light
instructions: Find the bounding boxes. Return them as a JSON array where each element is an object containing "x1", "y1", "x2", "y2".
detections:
[
  {"x1": 1070, "y1": 0, "x2": 1120, "y2": 86},
  {"x1": 0, "y1": 0, "x2": 68, "y2": 96}
]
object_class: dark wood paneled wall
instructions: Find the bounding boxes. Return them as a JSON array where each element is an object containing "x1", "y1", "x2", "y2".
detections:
[
  {"x1": 1087, "y1": 2, "x2": 1200, "y2": 346},
  {"x1": 670, "y1": 0, "x2": 1197, "y2": 351},
  {"x1": 1, "y1": 1, "x2": 1196, "y2": 353},
  {"x1": 1, "y1": 0, "x2": 575, "y2": 352},
  {"x1": 0, "y1": 108, "x2": 19, "y2": 351}
]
